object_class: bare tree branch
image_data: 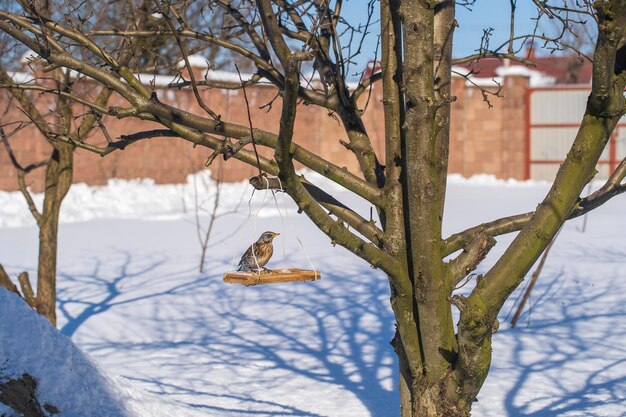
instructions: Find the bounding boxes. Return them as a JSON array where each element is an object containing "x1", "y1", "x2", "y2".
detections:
[
  {"x1": 0, "y1": 125, "x2": 43, "y2": 224},
  {"x1": 444, "y1": 156, "x2": 626, "y2": 257},
  {"x1": 18, "y1": 271, "x2": 36, "y2": 309},
  {"x1": 249, "y1": 174, "x2": 383, "y2": 246},
  {"x1": 447, "y1": 233, "x2": 496, "y2": 286},
  {"x1": 0, "y1": 264, "x2": 20, "y2": 296}
]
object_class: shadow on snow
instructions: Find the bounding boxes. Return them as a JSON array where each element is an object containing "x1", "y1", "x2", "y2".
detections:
[
  {"x1": 52, "y1": 242, "x2": 626, "y2": 416},
  {"x1": 495, "y1": 244, "x2": 626, "y2": 416},
  {"x1": 54, "y1": 249, "x2": 398, "y2": 416}
]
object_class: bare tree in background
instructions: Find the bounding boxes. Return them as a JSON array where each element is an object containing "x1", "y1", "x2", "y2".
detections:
[
  {"x1": 0, "y1": 0, "x2": 252, "y2": 326},
  {"x1": 0, "y1": 0, "x2": 145, "y2": 326},
  {"x1": 192, "y1": 161, "x2": 229, "y2": 273},
  {"x1": 536, "y1": 0, "x2": 597, "y2": 83},
  {"x1": 2, "y1": 1, "x2": 626, "y2": 416}
]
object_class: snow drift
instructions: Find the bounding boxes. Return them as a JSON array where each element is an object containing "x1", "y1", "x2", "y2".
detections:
[{"x1": 0, "y1": 290, "x2": 201, "y2": 417}]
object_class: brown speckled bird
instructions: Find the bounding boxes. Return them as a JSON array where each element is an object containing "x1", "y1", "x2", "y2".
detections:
[{"x1": 237, "y1": 231, "x2": 280, "y2": 272}]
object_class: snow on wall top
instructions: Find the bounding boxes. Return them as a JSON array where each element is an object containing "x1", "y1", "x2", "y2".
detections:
[
  {"x1": 452, "y1": 64, "x2": 557, "y2": 88},
  {"x1": 496, "y1": 65, "x2": 557, "y2": 87},
  {"x1": 176, "y1": 54, "x2": 211, "y2": 69},
  {"x1": 135, "y1": 69, "x2": 267, "y2": 86},
  {"x1": 19, "y1": 50, "x2": 41, "y2": 64},
  {"x1": 12, "y1": 53, "x2": 553, "y2": 90}
]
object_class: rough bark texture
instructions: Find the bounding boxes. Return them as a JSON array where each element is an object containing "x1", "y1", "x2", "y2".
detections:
[
  {"x1": 397, "y1": 1, "x2": 458, "y2": 415},
  {"x1": 35, "y1": 143, "x2": 73, "y2": 326}
]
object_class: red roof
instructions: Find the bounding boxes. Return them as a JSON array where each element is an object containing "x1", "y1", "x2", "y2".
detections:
[
  {"x1": 461, "y1": 54, "x2": 592, "y2": 84},
  {"x1": 362, "y1": 51, "x2": 592, "y2": 85}
]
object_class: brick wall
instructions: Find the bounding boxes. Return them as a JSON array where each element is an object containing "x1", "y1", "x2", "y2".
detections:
[
  {"x1": 448, "y1": 75, "x2": 530, "y2": 179},
  {"x1": 0, "y1": 70, "x2": 530, "y2": 192}
]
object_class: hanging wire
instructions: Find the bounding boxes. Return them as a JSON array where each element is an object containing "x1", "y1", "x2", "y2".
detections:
[
  {"x1": 275, "y1": 177, "x2": 318, "y2": 277},
  {"x1": 228, "y1": 177, "x2": 271, "y2": 274},
  {"x1": 250, "y1": 176, "x2": 271, "y2": 277},
  {"x1": 228, "y1": 175, "x2": 318, "y2": 280},
  {"x1": 269, "y1": 184, "x2": 289, "y2": 271},
  {"x1": 228, "y1": 189, "x2": 256, "y2": 272},
  {"x1": 235, "y1": 64, "x2": 263, "y2": 178}
]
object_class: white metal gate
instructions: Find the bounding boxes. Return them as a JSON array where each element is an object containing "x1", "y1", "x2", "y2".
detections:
[{"x1": 527, "y1": 87, "x2": 626, "y2": 180}]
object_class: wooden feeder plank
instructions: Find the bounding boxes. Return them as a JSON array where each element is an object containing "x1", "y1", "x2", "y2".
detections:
[{"x1": 223, "y1": 269, "x2": 321, "y2": 285}]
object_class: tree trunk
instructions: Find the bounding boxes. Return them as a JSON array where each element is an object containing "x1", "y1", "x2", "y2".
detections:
[
  {"x1": 36, "y1": 207, "x2": 60, "y2": 326},
  {"x1": 390, "y1": 268, "x2": 490, "y2": 417},
  {"x1": 395, "y1": 341, "x2": 481, "y2": 417},
  {"x1": 36, "y1": 144, "x2": 73, "y2": 326},
  {"x1": 409, "y1": 385, "x2": 468, "y2": 417}
]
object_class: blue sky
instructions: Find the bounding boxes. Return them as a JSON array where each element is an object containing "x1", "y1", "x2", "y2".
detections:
[{"x1": 341, "y1": 0, "x2": 553, "y2": 73}]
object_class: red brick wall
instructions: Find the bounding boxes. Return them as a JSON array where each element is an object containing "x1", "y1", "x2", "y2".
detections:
[
  {"x1": 448, "y1": 75, "x2": 530, "y2": 179},
  {"x1": 500, "y1": 76, "x2": 530, "y2": 179},
  {"x1": 0, "y1": 72, "x2": 530, "y2": 192}
]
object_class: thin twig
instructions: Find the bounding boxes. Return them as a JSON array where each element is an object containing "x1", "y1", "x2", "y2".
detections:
[
  {"x1": 198, "y1": 162, "x2": 223, "y2": 273},
  {"x1": 510, "y1": 228, "x2": 561, "y2": 327},
  {"x1": 581, "y1": 181, "x2": 593, "y2": 232},
  {"x1": 235, "y1": 64, "x2": 263, "y2": 177}
]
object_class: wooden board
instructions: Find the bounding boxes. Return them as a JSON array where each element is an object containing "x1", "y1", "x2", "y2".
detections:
[{"x1": 223, "y1": 269, "x2": 321, "y2": 286}]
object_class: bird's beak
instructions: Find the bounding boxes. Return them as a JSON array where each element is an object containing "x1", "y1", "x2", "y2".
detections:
[{"x1": 273, "y1": 232, "x2": 280, "y2": 237}]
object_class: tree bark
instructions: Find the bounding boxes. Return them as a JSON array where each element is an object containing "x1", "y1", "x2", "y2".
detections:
[
  {"x1": 400, "y1": 0, "x2": 456, "y2": 384},
  {"x1": 395, "y1": 347, "x2": 475, "y2": 417},
  {"x1": 36, "y1": 143, "x2": 73, "y2": 326}
]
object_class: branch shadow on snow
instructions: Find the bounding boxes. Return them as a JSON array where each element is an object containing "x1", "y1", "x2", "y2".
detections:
[
  {"x1": 56, "y1": 249, "x2": 208, "y2": 338},
  {"x1": 54, "y1": 249, "x2": 398, "y2": 416},
  {"x1": 32, "y1": 240, "x2": 626, "y2": 416},
  {"x1": 497, "y1": 245, "x2": 626, "y2": 417}
]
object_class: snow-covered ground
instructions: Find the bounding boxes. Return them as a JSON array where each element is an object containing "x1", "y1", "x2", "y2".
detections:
[{"x1": 1, "y1": 172, "x2": 625, "y2": 416}]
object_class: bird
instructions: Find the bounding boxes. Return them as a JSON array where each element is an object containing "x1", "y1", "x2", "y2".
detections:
[{"x1": 237, "y1": 231, "x2": 280, "y2": 272}]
